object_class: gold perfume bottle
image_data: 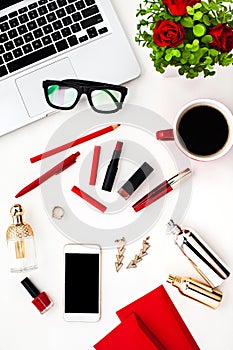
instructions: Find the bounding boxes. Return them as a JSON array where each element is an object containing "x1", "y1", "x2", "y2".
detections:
[
  {"x1": 167, "y1": 274, "x2": 223, "y2": 309},
  {"x1": 6, "y1": 204, "x2": 38, "y2": 273}
]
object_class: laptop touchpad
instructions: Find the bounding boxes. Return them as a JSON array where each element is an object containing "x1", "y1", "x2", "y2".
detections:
[{"x1": 16, "y1": 58, "x2": 76, "y2": 118}]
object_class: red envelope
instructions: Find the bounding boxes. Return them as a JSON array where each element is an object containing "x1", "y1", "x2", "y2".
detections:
[
  {"x1": 94, "y1": 313, "x2": 166, "y2": 350},
  {"x1": 116, "y1": 285, "x2": 200, "y2": 350}
]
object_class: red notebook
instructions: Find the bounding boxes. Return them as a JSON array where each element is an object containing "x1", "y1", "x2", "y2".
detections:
[
  {"x1": 94, "y1": 313, "x2": 166, "y2": 350},
  {"x1": 116, "y1": 285, "x2": 200, "y2": 350}
]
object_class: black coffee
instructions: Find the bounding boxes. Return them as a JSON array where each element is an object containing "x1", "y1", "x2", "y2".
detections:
[{"x1": 178, "y1": 105, "x2": 229, "y2": 156}]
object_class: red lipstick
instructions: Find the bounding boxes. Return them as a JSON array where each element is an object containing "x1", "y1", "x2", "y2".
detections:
[
  {"x1": 102, "y1": 141, "x2": 123, "y2": 192},
  {"x1": 21, "y1": 277, "x2": 53, "y2": 314},
  {"x1": 115, "y1": 141, "x2": 123, "y2": 151}
]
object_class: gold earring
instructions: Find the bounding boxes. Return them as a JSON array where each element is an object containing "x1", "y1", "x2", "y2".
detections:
[
  {"x1": 127, "y1": 236, "x2": 150, "y2": 269},
  {"x1": 114, "y1": 237, "x2": 126, "y2": 272}
]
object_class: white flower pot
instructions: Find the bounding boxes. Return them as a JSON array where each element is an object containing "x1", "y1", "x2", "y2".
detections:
[{"x1": 162, "y1": 66, "x2": 180, "y2": 78}]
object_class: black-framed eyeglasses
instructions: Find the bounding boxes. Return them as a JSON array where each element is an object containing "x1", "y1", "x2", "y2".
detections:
[{"x1": 43, "y1": 79, "x2": 128, "y2": 114}]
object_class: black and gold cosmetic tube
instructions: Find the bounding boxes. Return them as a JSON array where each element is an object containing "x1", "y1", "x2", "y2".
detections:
[{"x1": 118, "y1": 162, "x2": 154, "y2": 200}]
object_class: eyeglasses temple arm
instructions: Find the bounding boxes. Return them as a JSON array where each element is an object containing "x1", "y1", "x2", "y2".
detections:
[
  {"x1": 47, "y1": 85, "x2": 59, "y2": 95},
  {"x1": 102, "y1": 89, "x2": 119, "y2": 106}
]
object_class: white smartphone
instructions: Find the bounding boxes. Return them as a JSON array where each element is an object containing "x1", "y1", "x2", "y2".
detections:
[{"x1": 63, "y1": 243, "x2": 101, "y2": 322}]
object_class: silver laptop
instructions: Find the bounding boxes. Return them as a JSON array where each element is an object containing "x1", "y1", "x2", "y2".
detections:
[{"x1": 0, "y1": 0, "x2": 140, "y2": 136}]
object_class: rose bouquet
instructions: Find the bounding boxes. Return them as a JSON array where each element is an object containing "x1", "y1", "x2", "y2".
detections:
[{"x1": 136, "y1": 0, "x2": 233, "y2": 78}]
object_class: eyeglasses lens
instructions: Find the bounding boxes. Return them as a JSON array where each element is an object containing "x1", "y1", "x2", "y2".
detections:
[
  {"x1": 47, "y1": 85, "x2": 78, "y2": 108},
  {"x1": 91, "y1": 89, "x2": 122, "y2": 112}
]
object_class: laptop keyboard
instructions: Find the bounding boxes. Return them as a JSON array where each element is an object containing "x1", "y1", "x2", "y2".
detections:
[{"x1": 0, "y1": 0, "x2": 109, "y2": 78}]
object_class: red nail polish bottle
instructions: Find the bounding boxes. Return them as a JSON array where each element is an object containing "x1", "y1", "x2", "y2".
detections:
[{"x1": 21, "y1": 277, "x2": 53, "y2": 314}]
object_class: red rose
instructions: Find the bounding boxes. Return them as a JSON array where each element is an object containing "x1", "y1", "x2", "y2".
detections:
[
  {"x1": 209, "y1": 24, "x2": 233, "y2": 53},
  {"x1": 153, "y1": 20, "x2": 186, "y2": 48},
  {"x1": 162, "y1": 0, "x2": 201, "y2": 16}
]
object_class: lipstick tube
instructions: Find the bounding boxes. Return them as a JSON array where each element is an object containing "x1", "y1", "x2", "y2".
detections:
[
  {"x1": 167, "y1": 220, "x2": 230, "y2": 287},
  {"x1": 167, "y1": 274, "x2": 223, "y2": 309},
  {"x1": 71, "y1": 186, "x2": 107, "y2": 213},
  {"x1": 102, "y1": 141, "x2": 123, "y2": 192},
  {"x1": 133, "y1": 168, "x2": 191, "y2": 212},
  {"x1": 89, "y1": 145, "x2": 101, "y2": 186},
  {"x1": 21, "y1": 277, "x2": 53, "y2": 314},
  {"x1": 118, "y1": 162, "x2": 154, "y2": 199}
]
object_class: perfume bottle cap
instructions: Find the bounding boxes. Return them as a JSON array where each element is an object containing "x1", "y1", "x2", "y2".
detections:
[
  {"x1": 167, "y1": 274, "x2": 182, "y2": 287},
  {"x1": 21, "y1": 277, "x2": 40, "y2": 298},
  {"x1": 10, "y1": 204, "x2": 25, "y2": 225},
  {"x1": 166, "y1": 219, "x2": 182, "y2": 235},
  {"x1": 167, "y1": 274, "x2": 175, "y2": 284},
  {"x1": 10, "y1": 204, "x2": 24, "y2": 216}
]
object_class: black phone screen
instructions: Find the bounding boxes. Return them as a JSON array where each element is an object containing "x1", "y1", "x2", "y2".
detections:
[{"x1": 65, "y1": 253, "x2": 99, "y2": 313}]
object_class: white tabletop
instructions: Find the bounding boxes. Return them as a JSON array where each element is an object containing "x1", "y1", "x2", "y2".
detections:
[{"x1": 1, "y1": 1, "x2": 233, "y2": 349}]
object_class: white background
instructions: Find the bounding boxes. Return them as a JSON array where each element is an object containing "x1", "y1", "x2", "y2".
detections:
[{"x1": 1, "y1": 1, "x2": 233, "y2": 349}]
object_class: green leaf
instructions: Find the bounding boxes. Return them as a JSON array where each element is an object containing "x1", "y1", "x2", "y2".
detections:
[
  {"x1": 192, "y1": 39, "x2": 199, "y2": 47},
  {"x1": 178, "y1": 67, "x2": 185, "y2": 75},
  {"x1": 163, "y1": 13, "x2": 174, "y2": 20},
  {"x1": 185, "y1": 43, "x2": 192, "y2": 49},
  {"x1": 193, "y1": 24, "x2": 206, "y2": 37},
  {"x1": 166, "y1": 48, "x2": 173, "y2": 55},
  {"x1": 209, "y1": 2, "x2": 219, "y2": 10},
  {"x1": 193, "y1": 3, "x2": 202, "y2": 9},
  {"x1": 200, "y1": 47, "x2": 209, "y2": 55},
  {"x1": 189, "y1": 53, "x2": 196, "y2": 64},
  {"x1": 191, "y1": 45, "x2": 200, "y2": 52},
  {"x1": 174, "y1": 16, "x2": 182, "y2": 22},
  {"x1": 165, "y1": 53, "x2": 172, "y2": 61},
  {"x1": 139, "y1": 9, "x2": 147, "y2": 15},
  {"x1": 201, "y1": 35, "x2": 213, "y2": 44},
  {"x1": 152, "y1": 4, "x2": 159, "y2": 10},
  {"x1": 172, "y1": 49, "x2": 181, "y2": 57},
  {"x1": 203, "y1": 15, "x2": 211, "y2": 26},
  {"x1": 187, "y1": 6, "x2": 194, "y2": 15},
  {"x1": 193, "y1": 11, "x2": 203, "y2": 21},
  {"x1": 204, "y1": 56, "x2": 213, "y2": 65},
  {"x1": 180, "y1": 16, "x2": 194, "y2": 28},
  {"x1": 182, "y1": 50, "x2": 191, "y2": 59},
  {"x1": 210, "y1": 19, "x2": 219, "y2": 26},
  {"x1": 201, "y1": 1, "x2": 210, "y2": 11},
  {"x1": 209, "y1": 49, "x2": 219, "y2": 56},
  {"x1": 139, "y1": 19, "x2": 148, "y2": 26}
]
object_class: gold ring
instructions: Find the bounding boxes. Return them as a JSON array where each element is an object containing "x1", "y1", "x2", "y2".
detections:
[{"x1": 52, "y1": 206, "x2": 65, "y2": 220}]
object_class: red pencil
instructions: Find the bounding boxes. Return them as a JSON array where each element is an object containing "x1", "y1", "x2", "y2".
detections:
[
  {"x1": 71, "y1": 186, "x2": 107, "y2": 213},
  {"x1": 30, "y1": 124, "x2": 120, "y2": 163},
  {"x1": 16, "y1": 151, "x2": 80, "y2": 198}
]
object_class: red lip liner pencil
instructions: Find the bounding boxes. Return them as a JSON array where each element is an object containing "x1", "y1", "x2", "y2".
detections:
[{"x1": 30, "y1": 124, "x2": 120, "y2": 163}]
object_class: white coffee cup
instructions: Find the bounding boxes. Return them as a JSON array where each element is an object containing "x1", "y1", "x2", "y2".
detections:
[{"x1": 156, "y1": 99, "x2": 233, "y2": 161}]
